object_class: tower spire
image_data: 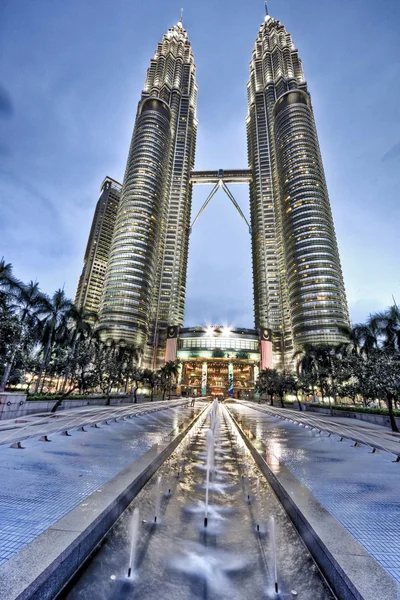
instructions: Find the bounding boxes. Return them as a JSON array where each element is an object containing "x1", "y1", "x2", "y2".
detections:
[
  {"x1": 179, "y1": 7, "x2": 183, "y2": 24},
  {"x1": 264, "y1": 1, "x2": 269, "y2": 15}
]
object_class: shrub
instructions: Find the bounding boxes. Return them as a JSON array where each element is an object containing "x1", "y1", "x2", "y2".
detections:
[
  {"x1": 308, "y1": 403, "x2": 400, "y2": 417},
  {"x1": 26, "y1": 393, "x2": 128, "y2": 402}
]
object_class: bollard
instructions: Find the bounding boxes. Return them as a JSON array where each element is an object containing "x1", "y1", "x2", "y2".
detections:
[{"x1": 10, "y1": 441, "x2": 24, "y2": 449}]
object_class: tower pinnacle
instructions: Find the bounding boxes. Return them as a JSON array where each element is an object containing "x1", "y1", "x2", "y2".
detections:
[
  {"x1": 264, "y1": 1, "x2": 272, "y2": 22},
  {"x1": 178, "y1": 7, "x2": 183, "y2": 26}
]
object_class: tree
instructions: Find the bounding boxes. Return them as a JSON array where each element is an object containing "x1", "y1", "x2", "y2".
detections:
[
  {"x1": 34, "y1": 289, "x2": 73, "y2": 393},
  {"x1": 256, "y1": 369, "x2": 280, "y2": 405},
  {"x1": 294, "y1": 343, "x2": 351, "y2": 414},
  {"x1": 351, "y1": 318, "x2": 380, "y2": 357},
  {"x1": 0, "y1": 281, "x2": 46, "y2": 391},
  {"x1": 131, "y1": 367, "x2": 144, "y2": 403},
  {"x1": 50, "y1": 337, "x2": 98, "y2": 413},
  {"x1": 294, "y1": 345, "x2": 321, "y2": 403},
  {"x1": 159, "y1": 360, "x2": 180, "y2": 400},
  {"x1": 143, "y1": 369, "x2": 159, "y2": 402},
  {"x1": 364, "y1": 352, "x2": 400, "y2": 432},
  {"x1": 60, "y1": 306, "x2": 96, "y2": 393},
  {"x1": 0, "y1": 258, "x2": 21, "y2": 299},
  {"x1": 275, "y1": 370, "x2": 296, "y2": 408}
]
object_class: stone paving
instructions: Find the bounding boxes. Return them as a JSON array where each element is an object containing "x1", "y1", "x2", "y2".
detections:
[
  {"x1": 229, "y1": 402, "x2": 400, "y2": 585},
  {"x1": 247, "y1": 403, "x2": 400, "y2": 456},
  {"x1": 0, "y1": 404, "x2": 195, "y2": 567}
]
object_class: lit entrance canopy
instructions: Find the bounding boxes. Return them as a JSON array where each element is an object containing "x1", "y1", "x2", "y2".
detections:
[{"x1": 189, "y1": 169, "x2": 252, "y2": 234}]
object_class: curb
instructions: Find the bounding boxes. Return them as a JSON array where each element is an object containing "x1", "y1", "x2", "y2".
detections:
[{"x1": 0, "y1": 403, "x2": 207, "y2": 600}]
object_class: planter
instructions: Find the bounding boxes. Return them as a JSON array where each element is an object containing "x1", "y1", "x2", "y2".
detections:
[{"x1": 304, "y1": 404, "x2": 400, "y2": 430}]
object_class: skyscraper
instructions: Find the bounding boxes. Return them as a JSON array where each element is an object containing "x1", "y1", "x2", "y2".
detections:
[
  {"x1": 75, "y1": 177, "x2": 121, "y2": 316},
  {"x1": 247, "y1": 10, "x2": 349, "y2": 367},
  {"x1": 98, "y1": 18, "x2": 198, "y2": 362},
  {"x1": 91, "y1": 10, "x2": 349, "y2": 371}
]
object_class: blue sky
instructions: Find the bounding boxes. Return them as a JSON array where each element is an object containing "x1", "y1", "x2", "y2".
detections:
[{"x1": 1, "y1": 0, "x2": 399, "y2": 328}]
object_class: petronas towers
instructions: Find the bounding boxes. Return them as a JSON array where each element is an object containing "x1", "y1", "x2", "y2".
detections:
[
  {"x1": 98, "y1": 19, "x2": 197, "y2": 367},
  {"x1": 78, "y1": 10, "x2": 349, "y2": 369},
  {"x1": 247, "y1": 13, "x2": 349, "y2": 367}
]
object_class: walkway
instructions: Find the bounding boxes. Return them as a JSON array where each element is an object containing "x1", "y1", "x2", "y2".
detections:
[
  {"x1": 0, "y1": 399, "x2": 188, "y2": 445},
  {"x1": 241, "y1": 402, "x2": 400, "y2": 458},
  {"x1": 0, "y1": 402, "x2": 196, "y2": 567},
  {"x1": 229, "y1": 401, "x2": 400, "y2": 585}
]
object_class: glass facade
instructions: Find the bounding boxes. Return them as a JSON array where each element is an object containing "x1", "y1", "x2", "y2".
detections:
[
  {"x1": 97, "y1": 21, "x2": 198, "y2": 359},
  {"x1": 82, "y1": 12, "x2": 350, "y2": 372},
  {"x1": 75, "y1": 177, "x2": 121, "y2": 317},
  {"x1": 99, "y1": 98, "x2": 172, "y2": 347},
  {"x1": 177, "y1": 327, "x2": 260, "y2": 398},
  {"x1": 247, "y1": 13, "x2": 349, "y2": 367}
]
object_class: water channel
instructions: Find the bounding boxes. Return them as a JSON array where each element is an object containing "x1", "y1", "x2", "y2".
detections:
[{"x1": 63, "y1": 401, "x2": 333, "y2": 600}]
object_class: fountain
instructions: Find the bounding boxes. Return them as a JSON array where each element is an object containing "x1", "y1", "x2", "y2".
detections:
[
  {"x1": 127, "y1": 508, "x2": 140, "y2": 578},
  {"x1": 154, "y1": 476, "x2": 161, "y2": 524},
  {"x1": 270, "y1": 516, "x2": 279, "y2": 594},
  {"x1": 65, "y1": 400, "x2": 334, "y2": 600},
  {"x1": 204, "y1": 428, "x2": 215, "y2": 528}
]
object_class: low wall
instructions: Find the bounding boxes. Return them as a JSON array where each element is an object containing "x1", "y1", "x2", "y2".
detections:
[
  {"x1": 304, "y1": 403, "x2": 400, "y2": 429},
  {"x1": 0, "y1": 403, "x2": 207, "y2": 600},
  {"x1": 227, "y1": 407, "x2": 399, "y2": 600},
  {"x1": 0, "y1": 394, "x2": 27, "y2": 420},
  {"x1": 0, "y1": 394, "x2": 152, "y2": 420}
]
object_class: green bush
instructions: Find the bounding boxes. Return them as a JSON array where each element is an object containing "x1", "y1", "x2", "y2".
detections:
[
  {"x1": 26, "y1": 393, "x2": 129, "y2": 402},
  {"x1": 308, "y1": 403, "x2": 400, "y2": 417}
]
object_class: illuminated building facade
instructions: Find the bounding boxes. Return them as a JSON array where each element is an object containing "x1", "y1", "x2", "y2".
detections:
[
  {"x1": 75, "y1": 177, "x2": 121, "y2": 316},
  {"x1": 177, "y1": 327, "x2": 260, "y2": 398},
  {"x1": 98, "y1": 18, "x2": 198, "y2": 358},
  {"x1": 88, "y1": 10, "x2": 349, "y2": 371},
  {"x1": 247, "y1": 10, "x2": 349, "y2": 367}
]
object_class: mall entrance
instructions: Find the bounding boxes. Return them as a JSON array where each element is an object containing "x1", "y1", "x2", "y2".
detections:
[{"x1": 180, "y1": 359, "x2": 256, "y2": 399}]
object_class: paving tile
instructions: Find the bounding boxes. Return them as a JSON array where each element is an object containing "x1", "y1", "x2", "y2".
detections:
[
  {"x1": 0, "y1": 406, "x2": 192, "y2": 566},
  {"x1": 231, "y1": 405, "x2": 400, "y2": 585}
]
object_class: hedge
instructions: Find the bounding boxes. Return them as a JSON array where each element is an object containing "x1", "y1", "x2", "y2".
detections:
[
  {"x1": 308, "y1": 403, "x2": 400, "y2": 417},
  {"x1": 26, "y1": 393, "x2": 129, "y2": 402}
]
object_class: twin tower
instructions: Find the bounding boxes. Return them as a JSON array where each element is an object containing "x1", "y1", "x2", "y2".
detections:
[{"x1": 83, "y1": 12, "x2": 349, "y2": 369}]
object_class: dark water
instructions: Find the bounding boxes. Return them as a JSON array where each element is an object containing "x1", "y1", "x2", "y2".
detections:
[{"x1": 62, "y1": 404, "x2": 333, "y2": 600}]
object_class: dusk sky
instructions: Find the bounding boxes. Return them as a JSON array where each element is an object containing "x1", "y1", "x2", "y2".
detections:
[{"x1": 1, "y1": 0, "x2": 399, "y2": 329}]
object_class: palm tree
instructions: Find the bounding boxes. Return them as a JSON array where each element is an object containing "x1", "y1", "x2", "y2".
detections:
[
  {"x1": 351, "y1": 317, "x2": 380, "y2": 356},
  {"x1": 373, "y1": 304, "x2": 400, "y2": 354},
  {"x1": 0, "y1": 280, "x2": 46, "y2": 391},
  {"x1": 294, "y1": 344, "x2": 321, "y2": 401},
  {"x1": 256, "y1": 368, "x2": 280, "y2": 405},
  {"x1": 61, "y1": 306, "x2": 96, "y2": 392},
  {"x1": 142, "y1": 369, "x2": 158, "y2": 401},
  {"x1": 295, "y1": 343, "x2": 350, "y2": 414},
  {"x1": 0, "y1": 259, "x2": 20, "y2": 295},
  {"x1": 34, "y1": 289, "x2": 73, "y2": 393},
  {"x1": 159, "y1": 360, "x2": 180, "y2": 400},
  {"x1": 131, "y1": 367, "x2": 144, "y2": 403}
]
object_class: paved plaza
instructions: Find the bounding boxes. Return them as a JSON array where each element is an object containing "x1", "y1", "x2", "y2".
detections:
[
  {"x1": 1, "y1": 399, "x2": 399, "y2": 598},
  {"x1": 0, "y1": 402, "x2": 195, "y2": 567},
  {"x1": 229, "y1": 402, "x2": 400, "y2": 585}
]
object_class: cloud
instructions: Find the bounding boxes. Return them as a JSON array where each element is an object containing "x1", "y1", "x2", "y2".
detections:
[
  {"x1": 0, "y1": 85, "x2": 13, "y2": 117},
  {"x1": 382, "y1": 141, "x2": 400, "y2": 163},
  {"x1": 0, "y1": 169, "x2": 60, "y2": 219}
]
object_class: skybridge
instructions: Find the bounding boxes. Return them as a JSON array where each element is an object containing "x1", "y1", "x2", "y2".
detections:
[{"x1": 189, "y1": 168, "x2": 253, "y2": 233}]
